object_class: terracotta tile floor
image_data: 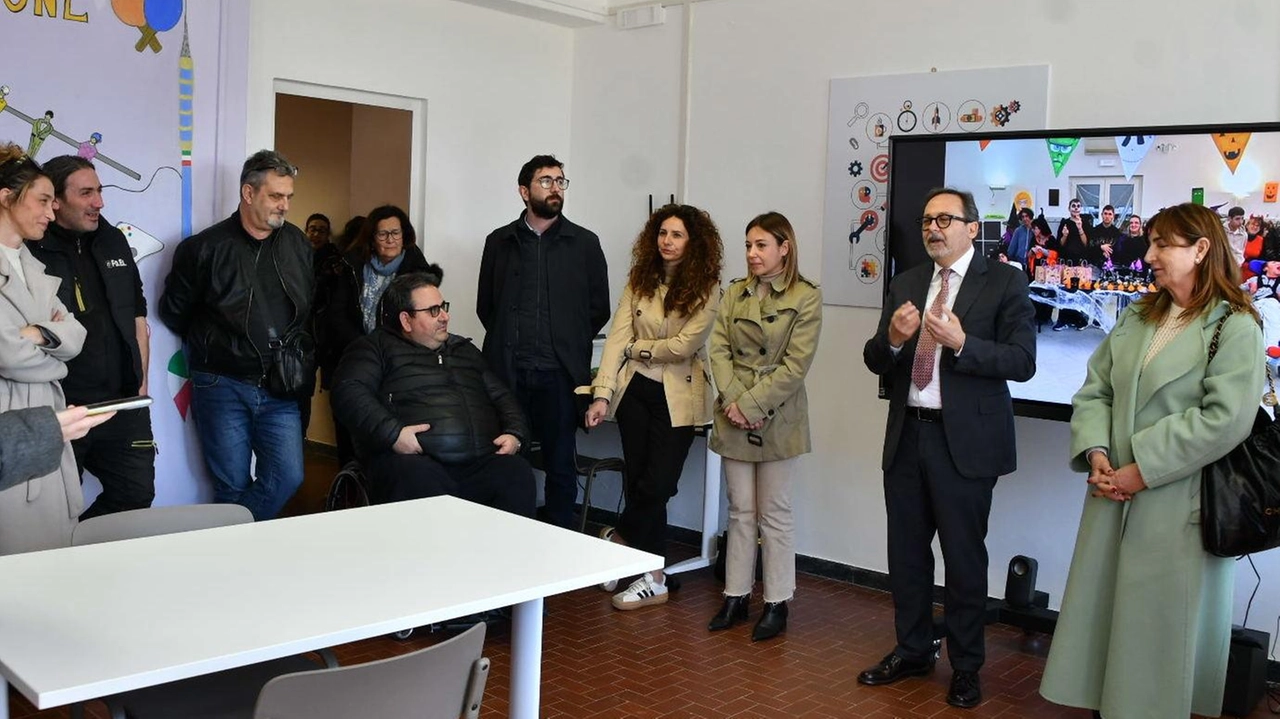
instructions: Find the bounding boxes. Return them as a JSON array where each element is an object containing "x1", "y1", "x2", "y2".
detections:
[{"x1": 11, "y1": 452, "x2": 1275, "y2": 718}]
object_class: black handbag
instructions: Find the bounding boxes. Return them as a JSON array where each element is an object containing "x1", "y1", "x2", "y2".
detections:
[
  {"x1": 1199, "y1": 311, "x2": 1280, "y2": 558},
  {"x1": 265, "y1": 330, "x2": 316, "y2": 400}
]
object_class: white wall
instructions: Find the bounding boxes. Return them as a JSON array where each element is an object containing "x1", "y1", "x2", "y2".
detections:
[
  {"x1": 569, "y1": 0, "x2": 1280, "y2": 641},
  {"x1": 246, "y1": 0, "x2": 576, "y2": 340}
]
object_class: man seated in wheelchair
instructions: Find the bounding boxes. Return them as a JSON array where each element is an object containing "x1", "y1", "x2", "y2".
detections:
[{"x1": 331, "y1": 272, "x2": 535, "y2": 517}]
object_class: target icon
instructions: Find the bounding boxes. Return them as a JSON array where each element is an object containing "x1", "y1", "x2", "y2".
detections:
[{"x1": 870, "y1": 154, "x2": 890, "y2": 183}]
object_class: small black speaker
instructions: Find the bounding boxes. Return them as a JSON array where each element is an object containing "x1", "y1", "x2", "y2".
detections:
[
  {"x1": 1048, "y1": 189, "x2": 1060, "y2": 206},
  {"x1": 1223, "y1": 626, "x2": 1268, "y2": 717},
  {"x1": 1004, "y1": 555, "x2": 1038, "y2": 609}
]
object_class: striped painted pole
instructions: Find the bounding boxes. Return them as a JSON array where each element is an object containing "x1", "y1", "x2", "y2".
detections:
[{"x1": 178, "y1": 15, "x2": 194, "y2": 238}]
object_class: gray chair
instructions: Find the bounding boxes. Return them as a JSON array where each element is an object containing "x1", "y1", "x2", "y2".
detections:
[
  {"x1": 67, "y1": 504, "x2": 335, "y2": 719},
  {"x1": 71, "y1": 503, "x2": 254, "y2": 546},
  {"x1": 252, "y1": 622, "x2": 490, "y2": 719}
]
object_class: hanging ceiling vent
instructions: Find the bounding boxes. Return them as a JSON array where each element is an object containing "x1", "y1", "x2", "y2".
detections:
[{"x1": 617, "y1": 3, "x2": 666, "y2": 29}]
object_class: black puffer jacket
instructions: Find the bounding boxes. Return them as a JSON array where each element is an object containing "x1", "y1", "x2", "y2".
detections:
[
  {"x1": 158, "y1": 212, "x2": 313, "y2": 380},
  {"x1": 330, "y1": 329, "x2": 528, "y2": 464}
]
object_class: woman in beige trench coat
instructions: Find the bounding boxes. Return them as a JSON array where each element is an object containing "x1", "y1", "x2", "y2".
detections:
[
  {"x1": 0, "y1": 144, "x2": 88, "y2": 555},
  {"x1": 587, "y1": 204, "x2": 723, "y2": 611},
  {"x1": 706, "y1": 211, "x2": 821, "y2": 642}
]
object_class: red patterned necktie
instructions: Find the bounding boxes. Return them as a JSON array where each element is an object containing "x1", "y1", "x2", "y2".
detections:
[{"x1": 911, "y1": 268, "x2": 951, "y2": 391}]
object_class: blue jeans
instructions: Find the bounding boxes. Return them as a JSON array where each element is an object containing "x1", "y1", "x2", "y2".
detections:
[{"x1": 190, "y1": 371, "x2": 305, "y2": 521}]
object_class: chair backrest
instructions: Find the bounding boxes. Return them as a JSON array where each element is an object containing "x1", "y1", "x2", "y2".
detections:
[
  {"x1": 71, "y1": 504, "x2": 255, "y2": 546},
  {"x1": 253, "y1": 622, "x2": 489, "y2": 719}
]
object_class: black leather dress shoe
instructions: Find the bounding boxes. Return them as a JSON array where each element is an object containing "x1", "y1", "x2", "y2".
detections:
[
  {"x1": 751, "y1": 601, "x2": 787, "y2": 641},
  {"x1": 946, "y1": 670, "x2": 982, "y2": 709},
  {"x1": 856, "y1": 652, "x2": 934, "y2": 686},
  {"x1": 707, "y1": 595, "x2": 749, "y2": 631}
]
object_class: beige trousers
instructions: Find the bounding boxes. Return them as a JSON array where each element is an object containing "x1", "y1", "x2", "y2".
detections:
[{"x1": 723, "y1": 457, "x2": 796, "y2": 603}]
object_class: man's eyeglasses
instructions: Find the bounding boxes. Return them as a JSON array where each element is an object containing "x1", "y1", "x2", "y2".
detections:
[
  {"x1": 407, "y1": 302, "x2": 449, "y2": 318},
  {"x1": 533, "y1": 176, "x2": 570, "y2": 191},
  {"x1": 918, "y1": 214, "x2": 973, "y2": 230},
  {"x1": 375, "y1": 229, "x2": 403, "y2": 241}
]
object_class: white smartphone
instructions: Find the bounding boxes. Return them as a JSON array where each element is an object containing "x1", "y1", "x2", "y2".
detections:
[{"x1": 83, "y1": 395, "x2": 153, "y2": 416}]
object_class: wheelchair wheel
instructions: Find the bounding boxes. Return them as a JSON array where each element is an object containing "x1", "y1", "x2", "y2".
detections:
[{"x1": 324, "y1": 461, "x2": 370, "y2": 511}]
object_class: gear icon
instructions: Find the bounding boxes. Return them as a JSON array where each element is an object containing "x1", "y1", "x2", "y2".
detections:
[
  {"x1": 1008, "y1": 99, "x2": 1021, "y2": 113},
  {"x1": 848, "y1": 160, "x2": 864, "y2": 177},
  {"x1": 991, "y1": 104, "x2": 1011, "y2": 127}
]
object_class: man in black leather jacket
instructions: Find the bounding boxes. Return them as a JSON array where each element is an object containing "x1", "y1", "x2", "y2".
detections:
[
  {"x1": 332, "y1": 272, "x2": 534, "y2": 516},
  {"x1": 28, "y1": 155, "x2": 156, "y2": 519},
  {"x1": 158, "y1": 150, "x2": 314, "y2": 521}
]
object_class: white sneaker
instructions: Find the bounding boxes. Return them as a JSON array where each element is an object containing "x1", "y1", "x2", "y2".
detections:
[
  {"x1": 611, "y1": 572, "x2": 668, "y2": 611},
  {"x1": 598, "y1": 527, "x2": 618, "y2": 592}
]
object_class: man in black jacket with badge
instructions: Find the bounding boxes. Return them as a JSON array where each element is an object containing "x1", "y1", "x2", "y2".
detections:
[
  {"x1": 159, "y1": 150, "x2": 314, "y2": 521},
  {"x1": 29, "y1": 155, "x2": 155, "y2": 519},
  {"x1": 332, "y1": 272, "x2": 534, "y2": 517}
]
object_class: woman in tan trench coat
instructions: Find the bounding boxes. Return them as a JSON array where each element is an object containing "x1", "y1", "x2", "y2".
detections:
[
  {"x1": 587, "y1": 204, "x2": 723, "y2": 611},
  {"x1": 1040, "y1": 204, "x2": 1264, "y2": 719},
  {"x1": 0, "y1": 144, "x2": 87, "y2": 555},
  {"x1": 706, "y1": 211, "x2": 822, "y2": 642}
]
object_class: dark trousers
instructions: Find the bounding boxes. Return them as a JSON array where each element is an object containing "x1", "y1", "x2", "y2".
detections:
[
  {"x1": 364, "y1": 451, "x2": 536, "y2": 518},
  {"x1": 884, "y1": 416, "x2": 996, "y2": 672},
  {"x1": 75, "y1": 407, "x2": 157, "y2": 520},
  {"x1": 614, "y1": 374, "x2": 695, "y2": 561},
  {"x1": 1056, "y1": 308, "x2": 1087, "y2": 328},
  {"x1": 513, "y1": 367, "x2": 579, "y2": 527},
  {"x1": 298, "y1": 395, "x2": 312, "y2": 440}
]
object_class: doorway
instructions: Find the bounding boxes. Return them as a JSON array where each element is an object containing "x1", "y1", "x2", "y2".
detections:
[{"x1": 272, "y1": 82, "x2": 425, "y2": 450}]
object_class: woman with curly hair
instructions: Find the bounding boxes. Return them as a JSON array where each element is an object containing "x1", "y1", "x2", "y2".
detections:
[{"x1": 586, "y1": 203, "x2": 723, "y2": 611}]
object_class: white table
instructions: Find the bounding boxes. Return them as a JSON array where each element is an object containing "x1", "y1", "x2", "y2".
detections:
[{"x1": 0, "y1": 496, "x2": 661, "y2": 719}]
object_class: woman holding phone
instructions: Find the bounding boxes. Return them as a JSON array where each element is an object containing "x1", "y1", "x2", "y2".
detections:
[
  {"x1": 587, "y1": 204, "x2": 722, "y2": 611},
  {"x1": 706, "y1": 211, "x2": 822, "y2": 641},
  {"x1": 0, "y1": 142, "x2": 87, "y2": 554}
]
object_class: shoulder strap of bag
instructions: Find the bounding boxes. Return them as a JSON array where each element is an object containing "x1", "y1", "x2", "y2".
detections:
[
  {"x1": 1206, "y1": 311, "x2": 1230, "y2": 363},
  {"x1": 1207, "y1": 306, "x2": 1277, "y2": 401}
]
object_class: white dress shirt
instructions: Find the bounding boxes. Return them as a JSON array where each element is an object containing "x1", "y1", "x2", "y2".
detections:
[{"x1": 902, "y1": 245, "x2": 974, "y2": 409}]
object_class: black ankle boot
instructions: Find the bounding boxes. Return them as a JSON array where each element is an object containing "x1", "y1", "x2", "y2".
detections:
[
  {"x1": 751, "y1": 601, "x2": 788, "y2": 641},
  {"x1": 708, "y1": 594, "x2": 749, "y2": 631}
]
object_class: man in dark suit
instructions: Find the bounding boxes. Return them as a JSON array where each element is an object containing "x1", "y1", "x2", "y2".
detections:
[{"x1": 861, "y1": 188, "x2": 1036, "y2": 709}]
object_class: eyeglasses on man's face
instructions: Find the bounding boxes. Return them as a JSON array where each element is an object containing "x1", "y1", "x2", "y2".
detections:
[
  {"x1": 918, "y1": 213, "x2": 972, "y2": 230},
  {"x1": 375, "y1": 229, "x2": 403, "y2": 241},
  {"x1": 533, "y1": 176, "x2": 570, "y2": 191},
  {"x1": 407, "y1": 301, "x2": 449, "y2": 318}
]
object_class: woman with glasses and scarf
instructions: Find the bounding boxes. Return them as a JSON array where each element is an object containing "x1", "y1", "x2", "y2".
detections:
[
  {"x1": 319, "y1": 204, "x2": 442, "y2": 465},
  {"x1": 0, "y1": 143, "x2": 88, "y2": 554}
]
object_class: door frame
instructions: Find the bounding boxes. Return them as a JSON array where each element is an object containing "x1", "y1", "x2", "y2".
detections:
[{"x1": 272, "y1": 79, "x2": 427, "y2": 234}]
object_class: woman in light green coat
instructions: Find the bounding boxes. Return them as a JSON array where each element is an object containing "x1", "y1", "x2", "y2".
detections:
[{"x1": 1040, "y1": 204, "x2": 1265, "y2": 719}]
